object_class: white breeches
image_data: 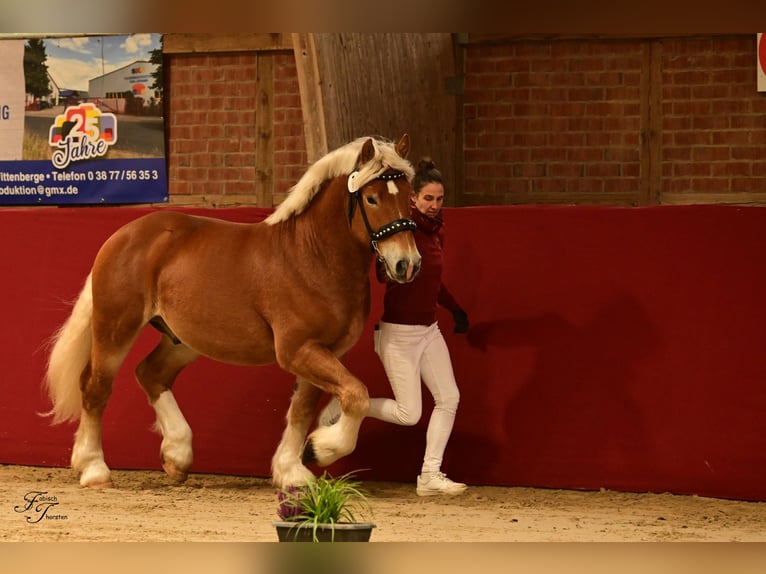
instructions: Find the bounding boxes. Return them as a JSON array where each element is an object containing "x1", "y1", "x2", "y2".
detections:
[{"x1": 368, "y1": 321, "x2": 460, "y2": 474}]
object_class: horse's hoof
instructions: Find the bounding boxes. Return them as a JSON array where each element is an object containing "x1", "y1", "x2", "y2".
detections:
[
  {"x1": 79, "y1": 466, "x2": 112, "y2": 488},
  {"x1": 162, "y1": 460, "x2": 189, "y2": 483},
  {"x1": 301, "y1": 440, "x2": 317, "y2": 465}
]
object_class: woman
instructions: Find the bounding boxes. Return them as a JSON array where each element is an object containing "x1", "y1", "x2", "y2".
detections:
[{"x1": 320, "y1": 158, "x2": 469, "y2": 496}]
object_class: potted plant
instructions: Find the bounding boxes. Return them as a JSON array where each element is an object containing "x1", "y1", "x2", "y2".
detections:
[{"x1": 274, "y1": 471, "x2": 376, "y2": 542}]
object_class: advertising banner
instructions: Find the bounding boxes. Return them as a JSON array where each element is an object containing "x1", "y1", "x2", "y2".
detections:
[
  {"x1": 0, "y1": 41, "x2": 25, "y2": 161},
  {"x1": 0, "y1": 34, "x2": 167, "y2": 205}
]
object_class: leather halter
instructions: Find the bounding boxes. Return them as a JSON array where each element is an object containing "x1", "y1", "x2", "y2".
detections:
[{"x1": 347, "y1": 169, "x2": 417, "y2": 253}]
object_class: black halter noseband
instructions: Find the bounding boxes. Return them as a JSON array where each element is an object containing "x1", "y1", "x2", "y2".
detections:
[{"x1": 347, "y1": 170, "x2": 417, "y2": 253}]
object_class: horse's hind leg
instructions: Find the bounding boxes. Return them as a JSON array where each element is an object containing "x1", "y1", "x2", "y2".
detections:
[
  {"x1": 135, "y1": 335, "x2": 199, "y2": 483},
  {"x1": 271, "y1": 377, "x2": 322, "y2": 489},
  {"x1": 73, "y1": 344, "x2": 134, "y2": 488}
]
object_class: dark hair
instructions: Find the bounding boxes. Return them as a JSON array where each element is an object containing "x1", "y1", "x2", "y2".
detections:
[{"x1": 412, "y1": 157, "x2": 444, "y2": 194}]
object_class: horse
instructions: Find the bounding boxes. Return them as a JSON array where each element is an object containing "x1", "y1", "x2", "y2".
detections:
[{"x1": 44, "y1": 134, "x2": 421, "y2": 490}]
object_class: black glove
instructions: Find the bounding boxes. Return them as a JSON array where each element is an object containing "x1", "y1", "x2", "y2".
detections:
[{"x1": 452, "y1": 308, "x2": 469, "y2": 334}]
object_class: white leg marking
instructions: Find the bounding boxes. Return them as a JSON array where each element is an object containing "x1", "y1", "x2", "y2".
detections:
[
  {"x1": 153, "y1": 391, "x2": 193, "y2": 479},
  {"x1": 272, "y1": 423, "x2": 315, "y2": 489},
  {"x1": 71, "y1": 411, "x2": 111, "y2": 488},
  {"x1": 307, "y1": 413, "x2": 362, "y2": 467}
]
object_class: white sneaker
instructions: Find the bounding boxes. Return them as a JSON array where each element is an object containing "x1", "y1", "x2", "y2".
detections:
[
  {"x1": 416, "y1": 472, "x2": 467, "y2": 496},
  {"x1": 317, "y1": 397, "x2": 341, "y2": 426}
]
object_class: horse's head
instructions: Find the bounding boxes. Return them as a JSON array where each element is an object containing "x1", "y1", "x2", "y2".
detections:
[
  {"x1": 264, "y1": 133, "x2": 422, "y2": 283},
  {"x1": 347, "y1": 134, "x2": 421, "y2": 283}
]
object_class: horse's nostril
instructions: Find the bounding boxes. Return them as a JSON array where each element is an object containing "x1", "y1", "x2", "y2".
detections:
[
  {"x1": 396, "y1": 260, "x2": 408, "y2": 277},
  {"x1": 395, "y1": 258, "x2": 421, "y2": 281}
]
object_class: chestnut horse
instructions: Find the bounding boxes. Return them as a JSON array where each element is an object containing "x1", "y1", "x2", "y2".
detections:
[{"x1": 44, "y1": 134, "x2": 421, "y2": 489}]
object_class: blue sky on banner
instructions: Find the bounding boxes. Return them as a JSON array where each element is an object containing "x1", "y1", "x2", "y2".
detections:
[{"x1": 44, "y1": 34, "x2": 161, "y2": 93}]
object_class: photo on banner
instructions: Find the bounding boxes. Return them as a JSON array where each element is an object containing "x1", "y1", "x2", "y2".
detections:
[{"x1": 0, "y1": 33, "x2": 167, "y2": 205}]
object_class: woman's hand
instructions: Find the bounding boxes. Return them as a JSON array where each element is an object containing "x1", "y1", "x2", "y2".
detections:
[{"x1": 452, "y1": 308, "x2": 469, "y2": 334}]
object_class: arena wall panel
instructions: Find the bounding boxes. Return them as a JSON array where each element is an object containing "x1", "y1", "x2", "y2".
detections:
[{"x1": 2, "y1": 205, "x2": 764, "y2": 501}]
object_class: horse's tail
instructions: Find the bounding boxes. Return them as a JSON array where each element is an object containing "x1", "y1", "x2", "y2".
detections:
[{"x1": 43, "y1": 273, "x2": 93, "y2": 424}]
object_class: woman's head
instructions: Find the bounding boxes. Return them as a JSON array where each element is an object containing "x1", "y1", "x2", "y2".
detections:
[{"x1": 412, "y1": 158, "x2": 445, "y2": 218}]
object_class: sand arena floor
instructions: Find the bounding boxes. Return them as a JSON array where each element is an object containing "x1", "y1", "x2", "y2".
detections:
[{"x1": 2, "y1": 464, "x2": 764, "y2": 542}]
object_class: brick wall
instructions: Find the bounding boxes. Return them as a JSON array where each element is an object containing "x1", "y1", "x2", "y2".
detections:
[
  {"x1": 272, "y1": 53, "x2": 308, "y2": 198},
  {"x1": 463, "y1": 40, "x2": 645, "y2": 205},
  {"x1": 661, "y1": 37, "x2": 766, "y2": 199},
  {"x1": 166, "y1": 51, "x2": 306, "y2": 204},
  {"x1": 162, "y1": 36, "x2": 766, "y2": 208},
  {"x1": 462, "y1": 35, "x2": 766, "y2": 206}
]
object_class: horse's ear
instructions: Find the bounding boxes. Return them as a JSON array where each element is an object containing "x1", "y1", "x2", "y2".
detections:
[
  {"x1": 395, "y1": 133, "x2": 410, "y2": 159},
  {"x1": 359, "y1": 138, "x2": 376, "y2": 166}
]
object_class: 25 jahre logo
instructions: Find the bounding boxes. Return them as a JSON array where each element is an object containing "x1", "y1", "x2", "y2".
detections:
[{"x1": 14, "y1": 491, "x2": 69, "y2": 523}]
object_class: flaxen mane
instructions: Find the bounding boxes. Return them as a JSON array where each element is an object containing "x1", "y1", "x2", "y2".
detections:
[{"x1": 265, "y1": 136, "x2": 415, "y2": 225}]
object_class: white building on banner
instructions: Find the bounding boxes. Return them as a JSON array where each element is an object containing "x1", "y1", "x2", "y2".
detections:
[{"x1": 88, "y1": 60, "x2": 160, "y2": 113}]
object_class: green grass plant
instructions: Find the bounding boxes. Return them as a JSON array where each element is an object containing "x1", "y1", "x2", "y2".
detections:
[{"x1": 277, "y1": 470, "x2": 372, "y2": 542}]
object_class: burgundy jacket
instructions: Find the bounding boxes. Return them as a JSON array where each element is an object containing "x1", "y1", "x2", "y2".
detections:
[{"x1": 376, "y1": 207, "x2": 461, "y2": 326}]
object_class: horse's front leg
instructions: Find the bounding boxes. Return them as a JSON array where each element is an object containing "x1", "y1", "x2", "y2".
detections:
[
  {"x1": 271, "y1": 377, "x2": 322, "y2": 489},
  {"x1": 278, "y1": 343, "x2": 369, "y2": 470}
]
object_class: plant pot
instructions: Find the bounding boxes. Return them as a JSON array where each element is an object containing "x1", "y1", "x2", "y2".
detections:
[{"x1": 273, "y1": 521, "x2": 376, "y2": 542}]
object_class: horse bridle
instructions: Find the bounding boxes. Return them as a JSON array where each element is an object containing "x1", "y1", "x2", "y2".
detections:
[{"x1": 346, "y1": 169, "x2": 417, "y2": 254}]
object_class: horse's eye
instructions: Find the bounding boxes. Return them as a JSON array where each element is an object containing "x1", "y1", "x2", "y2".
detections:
[{"x1": 365, "y1": 195, "x2": 378, "y2": 206}]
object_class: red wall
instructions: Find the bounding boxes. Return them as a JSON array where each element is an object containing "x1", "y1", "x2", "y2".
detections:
[{"x1": 2, "y1": 205, "x2": 765, "y2": 501}]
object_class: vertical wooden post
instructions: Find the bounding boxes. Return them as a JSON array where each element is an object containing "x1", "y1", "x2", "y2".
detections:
[
  {"x1": 254, "y1": 52, "x2": 274, "y2": 207},
  {"x1": 292, "y1": 33, "x2": 328, "y2": 163},
  {"x1": 639, "y1": 40, "x2": 663, "y2": 206},
  {"x1": 451, "y1": 33, "x2": 466, "y2": 208},
  {"x1": 649, "y1": 41, "x2": 663, "y2": 205}
]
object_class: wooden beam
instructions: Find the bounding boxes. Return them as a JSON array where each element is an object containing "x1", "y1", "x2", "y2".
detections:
[
  {"x1": 254, "y1": 53, "x2": 275, "y2": 208},
  {"x1": 162, "y1": 194, "x2": 263, "y2": 207},
  {"x1": 661, "y1": 192, "x2": 766, "y2": 206},
  {"x1": 458, "y1": 191, "x2": 639, "y2": 207},
  {"x1": 639, "y1": 40, "x2": 662, "y2": 206},
  {"x1": 291, "y1": 33, "x2": 328, "y2": 163},
  {"x1": 461, "y1": 33, "x2": 743, "y2": 45},
  {"x1": 163, "y1": 33, "x2": 292, "y2": 54},
  {"x1": 453, "y1": 34, "x2": 466, "y2": 208},
  {"x1": 649, "y1": 41, "x2": 663, "y2": 207}
]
